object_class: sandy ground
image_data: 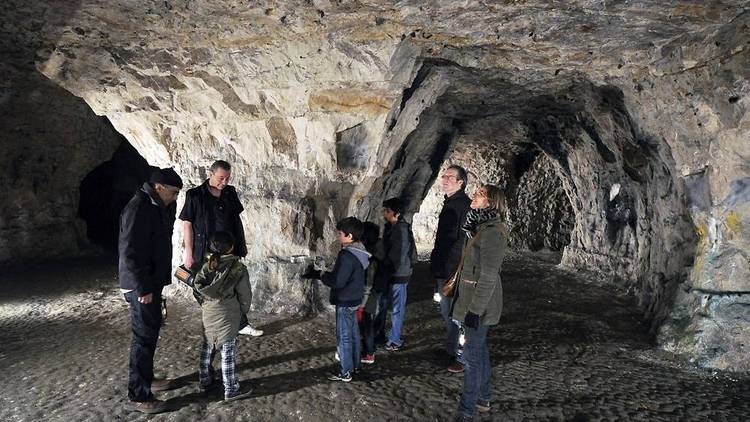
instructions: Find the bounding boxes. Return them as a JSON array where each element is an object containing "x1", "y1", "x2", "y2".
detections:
[{"x1": 1, "y1": 252, "x2": 749, "y2": 422}]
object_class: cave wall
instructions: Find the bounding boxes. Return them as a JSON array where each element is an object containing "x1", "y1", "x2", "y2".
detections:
[
  {"x1": 1, "y1": 0, "x2": 748, "y2": 368},
  {"x1": 620, "y1": 14, "x2": 750, "y2": 370},
  {"x1": 0, "y1": 67, "x2": 123, "y2": 263}
]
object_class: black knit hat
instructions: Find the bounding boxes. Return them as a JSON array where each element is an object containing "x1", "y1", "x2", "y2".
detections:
[{"x1": 149, "y1": 167, "x2": 183, "y2": 189}]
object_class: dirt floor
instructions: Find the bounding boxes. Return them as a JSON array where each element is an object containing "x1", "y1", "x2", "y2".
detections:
[{"x1": 1, "y1": 252, "x2": 749, "y2": 422}]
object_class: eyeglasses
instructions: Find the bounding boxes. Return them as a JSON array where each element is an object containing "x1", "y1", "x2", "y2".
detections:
[{"x1": 441, "y1": 174, "x2": 457, "y2": 180}]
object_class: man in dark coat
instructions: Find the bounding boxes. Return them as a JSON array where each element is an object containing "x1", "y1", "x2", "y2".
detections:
[
  {"x1": 119, "y1": 167, "x2": 182, "y2": 414},
  {"x1": 179, "y1": 160, "x2": 262, "y2": 336},
  {"x1": 430, "y1": 164, "x2": 471, "y2": 373}
]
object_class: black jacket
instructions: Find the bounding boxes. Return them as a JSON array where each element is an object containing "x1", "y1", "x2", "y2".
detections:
[
  {"x1": 179, "y1": 181, "x2": 247, "y2": 266},
  {"x1": 382, "y1": 220, "x2": 416, "y2": 284},
  {"x1": 430, "y1": 190, "x2": 471, "y2": 279},
  {"x1": 321, "y1": 245, "x2": 370, "y2": 307},
  {"x1": 118, "y1": 183, "x2": 176, "y2": 295}
]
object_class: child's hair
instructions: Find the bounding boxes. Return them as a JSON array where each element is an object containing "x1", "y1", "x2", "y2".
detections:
[
  {"x1": 361, "y1": 222, "x2": 380, "y2": 254},
  {"x1": 336, "y1": 217, "x2": 364, "y2": 242},
  {"x1": 208, "y1": 231, "x2": 235, "y2": 271},
  {"x1": 382, "y1": 197, "x2": 405, "y2": 217}
]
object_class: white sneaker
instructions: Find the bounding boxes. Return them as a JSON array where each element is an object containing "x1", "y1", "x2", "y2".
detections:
[
  {"x1": 239, "y1": 326, "x2": 264, "y2": 336},
  {"x1": 433, "y1": 292, "x2": 441, "y2": 303}
]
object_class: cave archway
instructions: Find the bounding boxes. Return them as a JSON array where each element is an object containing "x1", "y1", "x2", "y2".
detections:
[
  {"x1": 78, "y1": 138, "x2": 153, "y2": 252},
  {"x1": 365, "y1": 61, "x2": 697, "y2": 336}
]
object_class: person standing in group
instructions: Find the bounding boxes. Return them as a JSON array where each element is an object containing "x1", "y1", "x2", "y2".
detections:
[
  {"x1": 192, "y1": 231, "x2": 255, "y2": 402},
  {"x1": 302, "y1": 217, "x2": 370, "y2": 382},
  {"x1": 450, "y1": 184, "x2": 508, "y2": 422},
  {"x1": 180, "y1": 160, "x2": 263, "y2": 337},
  {"x1": 374, "y1": 197, "x2": 416, "y2": 352},
  {"x1": 360, "y1": 221, "x2": 384, "y2": 365},
  {"x1": 119, "y1": 168, "x2": 183, "y2": 414},
  {"x1": 431, "y1": 165, "x2": 472, "y2": 373}
]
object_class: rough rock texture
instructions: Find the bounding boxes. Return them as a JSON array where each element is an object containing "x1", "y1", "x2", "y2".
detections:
[
  {"x1": 0, "y1": 50, "x2": 124, "y2": 261},
  {"x1": 0, "y1": 1, "x2": 748, "y2": 369}
]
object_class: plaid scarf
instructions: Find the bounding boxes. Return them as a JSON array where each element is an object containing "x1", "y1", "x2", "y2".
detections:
[{"x1": 462, "y1": 208, "x2": 499, "y2": 238}]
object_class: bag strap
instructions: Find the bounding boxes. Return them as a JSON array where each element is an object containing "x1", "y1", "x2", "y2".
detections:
[{"x1": 453, "y1": 231, "x2": 481, "y2": 276}]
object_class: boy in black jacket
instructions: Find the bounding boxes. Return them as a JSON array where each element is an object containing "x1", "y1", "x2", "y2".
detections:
[
  {"x1": 374, "y1": 198, "x2": 416, "y2": 352},
  {"x1": 304, "y1": 217, "x2": 371, "y2": 382}
]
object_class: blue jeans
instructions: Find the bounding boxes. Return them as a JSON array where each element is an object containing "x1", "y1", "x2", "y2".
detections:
[
  {"x1": 124, "y1": 290, "x2": 162, "y2": 402},
  {"x1": 458, "y1": 324, "x2": 491, "y2": 417},
  {"x1": 439, "y1": 279, "x2": 464, "y2": 363},
  {"x1": 335, "y1": 305, "x2": 360, "y2": 375},
  {"x1": 387, "y1": 283, "x2": 408, "y2": 346}
]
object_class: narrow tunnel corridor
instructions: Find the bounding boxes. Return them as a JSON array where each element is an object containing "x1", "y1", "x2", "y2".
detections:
[{"x1": 366, "y1": 63, "x2": 697, "y2": 341}]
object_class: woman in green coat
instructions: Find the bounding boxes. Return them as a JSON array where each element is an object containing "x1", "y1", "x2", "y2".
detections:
[{"x1": 451, "y1": 184, "x2": 508, "y2": 421}]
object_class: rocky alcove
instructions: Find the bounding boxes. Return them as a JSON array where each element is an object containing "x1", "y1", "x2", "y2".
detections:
[{"x1": 1, "y1": 1, "x2": 748, "y2": 373}]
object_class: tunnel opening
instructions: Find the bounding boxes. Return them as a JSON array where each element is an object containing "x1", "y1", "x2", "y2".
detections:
[
  {"x1": 78, "y1": 137, "x2": 153, "y2": 252},
  {"x1": 366, "y1": 61, "x2": 697, "y2": 340}
]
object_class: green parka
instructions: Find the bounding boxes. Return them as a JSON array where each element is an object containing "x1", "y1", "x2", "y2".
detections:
[
  {"x1": 192, "y1": 255, "x2": 252, "y2": 347},
  {"x1": 450, "y1": 217, "x2": 508, "y2": 326}
]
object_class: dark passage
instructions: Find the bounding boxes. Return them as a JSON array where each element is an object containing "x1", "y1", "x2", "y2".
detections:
[{"x1": 78, "y1": 138, "x2": 152, "y2": 251}]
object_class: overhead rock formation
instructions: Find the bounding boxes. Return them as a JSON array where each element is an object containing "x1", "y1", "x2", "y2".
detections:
[{"x1": 0, "y1": 1, "x2": 748, "y2": 370}]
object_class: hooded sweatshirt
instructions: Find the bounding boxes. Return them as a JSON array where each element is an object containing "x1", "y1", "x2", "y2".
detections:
[
  {"x1": 193, "y1": 255, "x2": 252, "y2": 346},
  {"x1": 321, "y1": 241, "x2": 371, "y2": 307}
]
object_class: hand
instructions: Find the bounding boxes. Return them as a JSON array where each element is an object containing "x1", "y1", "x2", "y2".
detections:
[
  {"x1": 301, "y1": 264, "x2": 322, "y2": 280},
  {"x1": 464, "y1": 311, "x2": 480, "y2": 329},
  {"x1": 184, "y1": 254, "x2": 195, "y2": 270},
  {"x1": 138, "y1": 293, "x2": 154, "y2": 304}
]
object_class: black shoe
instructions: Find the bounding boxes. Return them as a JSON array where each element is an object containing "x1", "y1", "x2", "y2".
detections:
[
  {"x1": 223, "y1": 384, "x2": 253, "y2": 403},
  {"x1": 327, "y1": 371, "x2": 352, "y2": 382},
  {"x1": 198, "y1": 381, "x2": 220, "y2": 396}
]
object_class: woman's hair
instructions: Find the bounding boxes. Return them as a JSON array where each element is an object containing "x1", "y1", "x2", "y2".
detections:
[
  {"x1": 208, "y1": 231, "x2": 235, "y2": 271},
  {"x1": 483, "y1": 184, "x2": 507, "y2": 215}
]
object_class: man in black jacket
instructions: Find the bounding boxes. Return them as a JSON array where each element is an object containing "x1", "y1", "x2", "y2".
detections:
[
  {"x1": 179, "y1": 160, "x2": 262, "y2": 336},
  {"x1": 430, "y1": 165, "x2": 471, "y2": 373},
  {"x1": 119, "y1": 168, "x2": 182, "y2": 414}
]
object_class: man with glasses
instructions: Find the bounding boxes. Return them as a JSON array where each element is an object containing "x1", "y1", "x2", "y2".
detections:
[
  {"x1": 430, "y1": 164, "x2": 471, "y2": 373},
  {"x1": 180, "y1": 160, "x2": 263, "y2": 336},
  {"x1": 119, "y1": 167, "x2": 182, "y2": 414}
]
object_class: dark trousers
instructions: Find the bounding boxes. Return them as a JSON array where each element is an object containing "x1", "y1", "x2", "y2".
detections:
[
  {"x1": 124, "y1": 290, "x2": 163, "y2": 402},
  {"x1": 361, "y1": 312, "x2": 376, "y2": 355}
]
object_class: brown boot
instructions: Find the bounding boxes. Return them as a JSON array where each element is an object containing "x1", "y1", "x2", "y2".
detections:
[
  {"x1": 447, "y1": 361, "x2": 465, "y2": 373},
  {"x1": 151, "y1": 378, "x2": 177, "y2": 392},
  {"x1": 124, "y1": 399, "x2": 169, "y2": 414}
]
